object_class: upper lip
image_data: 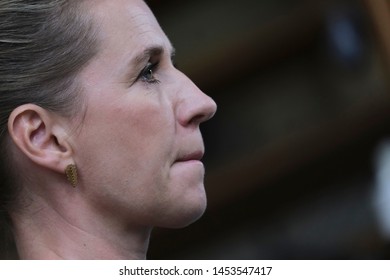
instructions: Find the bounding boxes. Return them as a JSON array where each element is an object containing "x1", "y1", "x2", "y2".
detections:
[{"x1": 176, "y1": 150, "x2": 204, "y2": 162}]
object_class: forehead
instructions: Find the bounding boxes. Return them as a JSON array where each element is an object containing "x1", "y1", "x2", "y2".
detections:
[{"x1": 88, "y1": 0, "x2": 172, "y2": 53}]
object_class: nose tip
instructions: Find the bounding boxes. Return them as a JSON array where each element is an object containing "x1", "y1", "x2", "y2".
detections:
[
  {"x1": 176, "y1": 70, "x2": 217, "y2": 127},
  {"x1": 203, "y1": 95, "x2": 217, "y2": 121},
  {"x1": 188, "y1": 92, "x2": 217, "y2": 126}
]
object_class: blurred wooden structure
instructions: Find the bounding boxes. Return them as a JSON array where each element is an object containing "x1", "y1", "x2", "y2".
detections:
[
  {"x1": 147, "y1": 0, "x2": 390, "y2": 259},
  {"x1": 364, "y1": 0, "x2": 390, "y2": 77}
]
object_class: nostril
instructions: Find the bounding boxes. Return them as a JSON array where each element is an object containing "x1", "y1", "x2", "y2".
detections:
[
  {"x1": 188, "y1": 99, "x2": 217, "y2": 126},
  {"x1": 189, "y1": 114, "x2": 208, "y2": 126},
  {"x1": 177, "y1": 74, "x2": 217, "y2": 127}
]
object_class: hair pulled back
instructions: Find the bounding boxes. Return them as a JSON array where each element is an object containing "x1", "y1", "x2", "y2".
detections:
[{"x1": 0, "y1": 0, "x2": 98, "y2": 258}]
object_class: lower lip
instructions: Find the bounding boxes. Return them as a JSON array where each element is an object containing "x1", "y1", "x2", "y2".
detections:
[
  {"x1": 176, "y1": 160, "x2": 203, "y2": 165},
  {"x1": 171, "y1": 160, "x2": 205, "y2": 178},
  {"x1": 173, "y1": 160, "x2": 204, "y2": 169}
]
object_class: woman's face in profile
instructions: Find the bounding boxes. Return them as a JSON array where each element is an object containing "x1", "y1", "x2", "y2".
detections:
[{"x1": 72, "y1": 0, "x2": 216, "y2": 228}]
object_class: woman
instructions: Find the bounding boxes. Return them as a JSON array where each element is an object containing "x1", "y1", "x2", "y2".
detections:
[{"x1": 0, "y1": 0, "x2": 216, "y2": 259}]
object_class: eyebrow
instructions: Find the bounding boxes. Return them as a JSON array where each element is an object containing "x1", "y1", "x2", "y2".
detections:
[
  {"x1": 133, "y1": 45, "x2": 176, "y2": 65},
  {"x1": 124, "y1": 45, "x2": 176, "y2": 85}
]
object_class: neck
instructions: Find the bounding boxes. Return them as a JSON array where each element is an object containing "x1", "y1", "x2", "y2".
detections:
[{"x1": 10, "y1": 191, "x2": 152, "y2": 260}]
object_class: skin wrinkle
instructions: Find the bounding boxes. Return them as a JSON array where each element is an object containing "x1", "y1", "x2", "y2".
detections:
[
  {"x1": 124, "y1": 46, "x2": 166, "y2": 87},
  {"x1": 17, "y1": 190, "x2": 150, "y2": 259},
  {"x1": 8, "y1": 0, "x2": 216, "y2": 259},
  {"x1": 20, "y1": 206, "x2": 147, "y2": 259}
]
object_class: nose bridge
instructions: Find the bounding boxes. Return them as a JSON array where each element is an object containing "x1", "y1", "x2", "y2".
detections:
[{"x1": 176, "y1": 72, "x2": 217, "y2": 127}]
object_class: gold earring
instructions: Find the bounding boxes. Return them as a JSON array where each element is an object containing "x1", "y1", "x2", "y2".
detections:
[{"x1": 65, "y1": 164, "x2": 78, "y2": 188}]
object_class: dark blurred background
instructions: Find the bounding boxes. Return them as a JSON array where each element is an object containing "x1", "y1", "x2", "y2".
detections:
[{"x1": 147, "y1": 0, "x2": 390, "y2": 259}]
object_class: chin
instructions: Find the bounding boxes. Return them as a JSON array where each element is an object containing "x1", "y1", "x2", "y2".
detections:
[
  {"x1": 174, "y1": 202, "x2": 207, "y2": 228},
  {"x1": 158, "y1": 195, "x2": 207, "y2": 229}
]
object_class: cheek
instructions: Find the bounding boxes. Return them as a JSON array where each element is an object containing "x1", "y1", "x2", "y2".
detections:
[
  {"x1": 124, "y1": 99, "x2": 176, "y2": 163},
  {"x1": 76, "y1": 95, "x2": 176, "y2": 187}
]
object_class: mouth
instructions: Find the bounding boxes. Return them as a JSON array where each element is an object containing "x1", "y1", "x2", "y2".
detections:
[{"x1": 175, "y1": 151, "x2": 204, "y2": 163}]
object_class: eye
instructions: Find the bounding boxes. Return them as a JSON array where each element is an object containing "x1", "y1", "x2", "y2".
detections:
[{"x1": 138, "y1": 62, "x2": 160, "y2": 84}]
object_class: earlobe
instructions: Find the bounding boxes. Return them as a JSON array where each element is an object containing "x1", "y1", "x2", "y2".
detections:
[{"x1": 8, "y1": 104, "x2": 73, "y2": 174}]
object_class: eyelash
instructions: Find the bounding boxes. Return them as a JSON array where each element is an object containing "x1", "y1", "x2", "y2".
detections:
[{"x1": 138, "y1": 62, "x2": 160, "y2": 84}]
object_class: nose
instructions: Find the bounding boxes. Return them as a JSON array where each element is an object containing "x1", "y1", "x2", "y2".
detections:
[{"x1": 177, "y1": 74, "x2": 217, "y2": 127}]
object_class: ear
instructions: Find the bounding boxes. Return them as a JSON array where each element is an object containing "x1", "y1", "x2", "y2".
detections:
[{"x1": 8, "y1": 104, "x2": 74, "y2": 174}]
